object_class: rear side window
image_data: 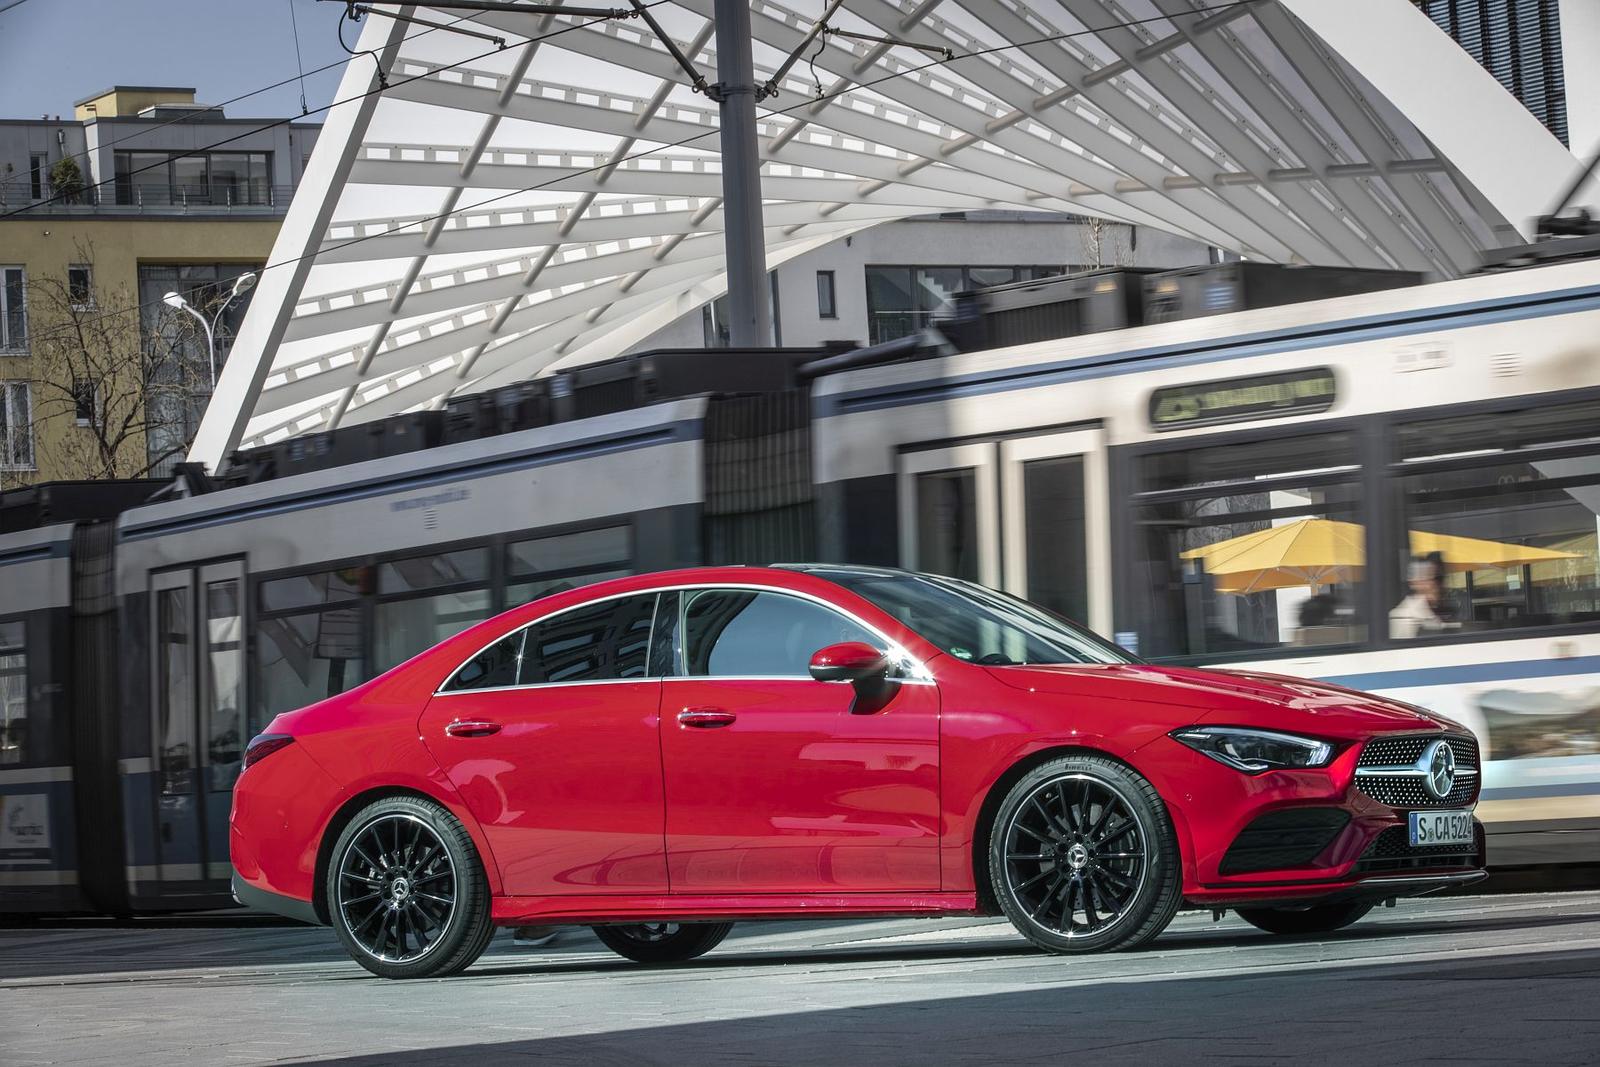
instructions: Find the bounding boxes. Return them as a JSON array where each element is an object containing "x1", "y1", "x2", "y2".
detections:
[
  {"x1": 443, "y1": 630, "x2": 524, "y2": 692},
  {"x1": 446, "y1": 594, "x2": 659, "y2": 690},
  {"x1": 682, "y1": 589, "x2": 876, "y2": 677}
]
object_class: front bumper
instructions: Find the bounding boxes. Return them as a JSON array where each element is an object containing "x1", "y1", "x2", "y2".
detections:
[{"x1": 1142, "y1": 732, "x2": 1486, "y2": 906}]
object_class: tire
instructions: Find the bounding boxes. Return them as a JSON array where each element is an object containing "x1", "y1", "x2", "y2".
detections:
[
  {"x1": 989, "y1": 755, "x2": 1182, "y2": 954},
  {"x1": 326, "y1": 795, "x2": 497, "y2": 979},
  {"x1": 1235, "y1": 901, "x2": 1374, "y2": 936},
  {"x1": 592, "y1": 922, "x2": 735, "y2": 963}
]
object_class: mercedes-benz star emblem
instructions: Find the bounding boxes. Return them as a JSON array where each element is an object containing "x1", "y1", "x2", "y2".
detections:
[{"x1": 1422, "y1": 739, "x2": 1456, "y2": 800}]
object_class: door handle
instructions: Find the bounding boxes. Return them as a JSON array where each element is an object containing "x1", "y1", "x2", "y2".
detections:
[
  {"x1": 445, "y1": 719, "x2": 502, "y2": 738},
  {"x1": 678, "y1": 707, "x2": 737, "y2": 729}
]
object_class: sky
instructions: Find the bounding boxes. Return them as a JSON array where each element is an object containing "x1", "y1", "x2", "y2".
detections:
[{"x1": 0, "y1": 0, "x2": 353, "y2": 121}]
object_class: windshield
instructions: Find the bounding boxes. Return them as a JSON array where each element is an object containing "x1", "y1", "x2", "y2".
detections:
[{"x1": 811, "y1": 570, "x2": 1138, "y2": 666}]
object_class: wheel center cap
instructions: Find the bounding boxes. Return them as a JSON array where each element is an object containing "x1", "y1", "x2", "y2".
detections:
[
  {"x1": 389, "y1": 876, "x2": 411, "y2": 902},
  {"x1": 1065, "y1": 843, "x2": 1090, "y2": 871}
]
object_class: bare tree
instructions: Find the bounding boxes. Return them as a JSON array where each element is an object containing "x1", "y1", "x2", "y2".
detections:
[
  {"x1": 1077, "y1": 217, "x2": 1134, "y2": 270},
  {"x1": 13, "y1": 245, "x2": 209, "y2": 486}
]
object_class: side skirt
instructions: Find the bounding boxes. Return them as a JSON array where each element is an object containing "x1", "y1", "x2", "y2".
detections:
[{"x1": 491, "y1": 891, "x2": 981, "y2": 926}]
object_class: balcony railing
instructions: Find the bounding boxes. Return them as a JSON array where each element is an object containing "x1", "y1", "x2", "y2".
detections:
[{"x1": 0, "y1": 181, "x2": 296, "y2": 214}]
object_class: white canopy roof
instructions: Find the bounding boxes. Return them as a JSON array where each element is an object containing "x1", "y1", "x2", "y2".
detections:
[{"x1": 191, "y1": 0, "x2": 1583, "y2": 466}]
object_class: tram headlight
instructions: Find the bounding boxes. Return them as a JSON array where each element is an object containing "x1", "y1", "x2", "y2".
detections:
[{"x1": 1170, "y1": 726, "x2": 1333, "y2": 774}]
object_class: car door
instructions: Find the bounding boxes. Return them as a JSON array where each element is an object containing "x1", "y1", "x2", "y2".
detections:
[
  {"x1": 659, "y1": 587, "x2": 941, "y2": 893},
  {"x1": 420, "y1": 592, "x2": 668, "y2": 896}
]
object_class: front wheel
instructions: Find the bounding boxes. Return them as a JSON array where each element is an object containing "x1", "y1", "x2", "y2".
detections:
[
  {"x1": 592, "y1": 922, "x2": 734, "y2": 963},
  {"x1": 327, "y1": 795, "x2": 496, "y2": 979},
  {"x1": 989, "y1": 755, "x2": 1182, "y2": 954},
  {"x1": 1236, "y1": 901, "x2": 1374, "y2": 936}
]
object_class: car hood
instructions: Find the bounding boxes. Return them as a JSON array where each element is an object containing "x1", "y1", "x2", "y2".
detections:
[{"x1": 983, "y1": 663, "x2": 1456, "y2": 737}]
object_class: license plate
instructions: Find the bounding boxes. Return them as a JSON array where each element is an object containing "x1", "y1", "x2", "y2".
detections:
[{"x1": 1408, "y1": 809, "x2": 1475, "y2": 847}]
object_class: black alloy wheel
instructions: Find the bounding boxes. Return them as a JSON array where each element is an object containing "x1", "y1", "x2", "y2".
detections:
[
  {"x1": 1236, "y1": 901, "x2": 1374, "y2": 936},
  {"x1": 592, "y1": 921, "x2": 735, "y2": 963},
  {"x1": 990, "y1": 755, "x2": 1182, "y2": 954},
  {"x1": 328, "y1": 796, "x2": 496, "y2": 979}
]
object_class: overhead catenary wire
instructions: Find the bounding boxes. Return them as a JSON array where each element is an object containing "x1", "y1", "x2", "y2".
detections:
[
  {"x1": 20, "y1": 3, "x2": 1255, "y2": 346},
  {"x1": 288, "y1": 0, "x2": 312, "y2": 115}
]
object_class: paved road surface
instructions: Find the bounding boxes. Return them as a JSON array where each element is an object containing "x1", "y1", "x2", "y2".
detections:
[{"x1": 6, "y1": 891, "x2": 1600, "y2": 1065}]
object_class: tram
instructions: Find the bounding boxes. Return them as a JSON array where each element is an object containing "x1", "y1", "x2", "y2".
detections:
[{"x1": 3, "y1": 254, "x2": 1597, "y2": 913}]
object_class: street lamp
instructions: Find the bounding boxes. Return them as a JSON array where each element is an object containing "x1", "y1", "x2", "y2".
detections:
[{"x1": 163, "y1": 271, "x2": 257, "y2": 388}]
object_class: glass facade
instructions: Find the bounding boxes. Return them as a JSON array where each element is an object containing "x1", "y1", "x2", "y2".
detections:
[
  {"x1": 137, "y1": 263, "x2": 261, "y2": 475},
  {"x1": 864, "y1": 265, "x2": 1076, "y2": 344},
  {"x1": 1416, "y1": 0, "x2": 1567, "y2": 145}
]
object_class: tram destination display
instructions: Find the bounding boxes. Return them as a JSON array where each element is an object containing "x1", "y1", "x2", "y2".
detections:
[{"x1": 1148, "y1": 366, "x2": 1337, "y2": 431}]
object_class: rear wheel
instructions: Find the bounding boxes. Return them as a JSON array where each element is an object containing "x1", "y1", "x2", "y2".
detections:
[
  {"x1": 592, "y1": 922, "x2": 734, "y2": 963},
  {"x1": 1236, "y1": 901, "x2": 1374, "y2": 936},
  {"x1": 989, "y1": 755, "x2": 1182, "y2": 954},
  {"x1": 327, "y1": 796, "x2": 496, "y2": 979}
]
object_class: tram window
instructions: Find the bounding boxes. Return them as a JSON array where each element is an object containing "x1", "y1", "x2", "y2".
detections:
[
  {"x1": 507, "y1": 570, "x2": 629, "y2": 607},
  {"x1": 1394, "y1": 403, "x2": 1600, "y2": 637},
  {"x1": 507, "y1": 527, "x2": 630, "y2": 578},
  {"x1": 1022, "y1": 455, "x2": 1089, "y2": 625},
  {"x1": 203, "y1": 579, "x2": 245, "y2": 790},
  {"x1": 915, "y1": 468, "x2": 981, "y2": 582},
  {"x1": 379, "y1": 549, "x2": 489, "y2": 594},
  {"x1": 375, "y1": 588, "x2": 492, "y2": 674},
  {"x1": 257, "y1": 608, "x2": 366, "y2": 719},
  {"x1": 505, "y1": 526, "x2": 631, "y2": 607},
  {"x1": 1129, "y1": 434, "x2": 1367, "y2": 659},
  {"x1": 156, "y1": 587, "x2": 196, "y2": 793},
  {"x1": 0, "y1": 620, "x2": 27, "y2": 765},
  {"x1": 259, "y1": 567, "x2": 370, "y2": 613}
]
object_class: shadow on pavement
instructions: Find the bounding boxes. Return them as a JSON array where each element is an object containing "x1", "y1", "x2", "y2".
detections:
[{"x1": 279, "y1": 947, "x2": 1600, "y2": 1067}]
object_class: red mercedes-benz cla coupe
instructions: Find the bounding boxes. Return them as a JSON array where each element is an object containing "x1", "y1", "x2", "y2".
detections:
[{"x1": 232, "y1": 565, "x2": 1485, "y2": 978}]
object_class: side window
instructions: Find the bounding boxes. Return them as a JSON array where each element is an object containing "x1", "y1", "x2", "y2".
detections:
[
  {"x1": 683, "y1": 590, "x2": 878, "y2": 677},
  {"x1": 522, "y1": 594, "x2": 657, "y2": 685},
  {"x1": 443, "y1": 630, "x2": 525, "y2": 692},
  {"x1": 444, "y1": 593, "x2": 658, "y2": 690}
]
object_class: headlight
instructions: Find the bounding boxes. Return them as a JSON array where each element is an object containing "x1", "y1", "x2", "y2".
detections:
[{"x1": 1171, "y1": 726, "x2": 1333, "y2": 774}]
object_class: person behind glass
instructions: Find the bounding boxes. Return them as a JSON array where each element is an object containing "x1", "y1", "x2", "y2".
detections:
[{"x1": 1390, "y1": 552, "x2": 1454, "y2": 639}]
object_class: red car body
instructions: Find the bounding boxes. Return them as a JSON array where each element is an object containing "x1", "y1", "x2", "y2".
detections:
[{"x1": 232, "y1": 565, "x2": 1484, "y2": 937}]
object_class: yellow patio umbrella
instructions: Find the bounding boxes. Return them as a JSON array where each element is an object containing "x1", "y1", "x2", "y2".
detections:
[
  {"x1": 1408, "y1": 530, "x2": 1582, "y2": 571},
  {"x1": 1180, "y1": 518, "x2": 1365, "y2": 594},
  {"x1": 1182, "y1": 518, "x2": 1584, "y2": 595}
]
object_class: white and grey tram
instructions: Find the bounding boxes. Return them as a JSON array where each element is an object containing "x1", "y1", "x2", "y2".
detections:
[{"x1": 3, "y1": 254, "x2": 1599, "y2": 914}]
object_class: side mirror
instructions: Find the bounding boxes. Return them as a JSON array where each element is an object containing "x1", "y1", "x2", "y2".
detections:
[{"x1": 808, "y1": 641, "x2": 890, "y2": 683}]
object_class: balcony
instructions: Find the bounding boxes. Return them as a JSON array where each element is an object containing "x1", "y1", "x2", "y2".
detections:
[{"x1": 0, "y1": 181, "x2": 296, "y2": 216}]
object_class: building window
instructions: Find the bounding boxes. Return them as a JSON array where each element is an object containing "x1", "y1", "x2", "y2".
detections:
[
  {"x1": 72, "y1": 379, "x2": 98, "y2": 427},
  {"x1": 1, "y1": 267, "x2": 25, "y2": 351},
  {"x1": 817, "y1": 271, "x2": 837, "y2": 319},
  {"x1": 1416, "y1": 0, "x2": 1568, "y2": 145},
  {"x1": 1127, "y1": 431, "x2": 1367, "y2": 659},
  {"x1": 113, "y1": 150, "x2": 273, "y2": 206},
  {"x1": 28, "y1": 153, "x2": 47, "y2": 200},
  {"x1": 701, "y1": 272, "x2": 783, "y2": 347},
  {"x1": 68, "y1": 264, "x2": 93, "y2": 309},
  {"x1": 0, "y1": 382, "x2": 34, "y2": 469}
]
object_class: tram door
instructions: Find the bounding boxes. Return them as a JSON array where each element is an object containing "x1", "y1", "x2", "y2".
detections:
[
  {"x1": 150, "y1": 561, "x2": 246, "y2": 892},
  {"x1": 898, "y1": 430, "x2": 1110, "y2": 635}
]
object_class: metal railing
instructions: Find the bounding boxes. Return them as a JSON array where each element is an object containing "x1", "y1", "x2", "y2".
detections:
[{"x1": 0, "y1": 181, "x2": 296, "y2": 213}]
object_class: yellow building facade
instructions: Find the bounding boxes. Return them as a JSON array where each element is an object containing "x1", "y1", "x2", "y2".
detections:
[{"x1": 0, "y1": 86, "x2": 318, "y2": 488}]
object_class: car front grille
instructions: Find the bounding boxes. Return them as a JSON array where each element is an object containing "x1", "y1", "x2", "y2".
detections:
[
  {"x1": 1354, "y1": 824, "x2": 1484, "y2": 873},
  {"x1": 1354, "y1": 733, "x2": 1481, "y2": 809}
]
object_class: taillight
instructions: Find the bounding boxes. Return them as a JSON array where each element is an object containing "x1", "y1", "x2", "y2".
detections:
[{"x1": 243, "y1": 733, "x2": 294, "y2": 770}]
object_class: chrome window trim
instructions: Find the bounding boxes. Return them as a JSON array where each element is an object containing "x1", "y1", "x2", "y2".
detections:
[{"x1": 433, "y1": 581, "x2": 934, "y2": 697}]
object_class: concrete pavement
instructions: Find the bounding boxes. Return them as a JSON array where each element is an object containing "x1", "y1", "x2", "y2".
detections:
[{"x1": 6, "y1": 892, "x2": 1600, "y2": 1065}]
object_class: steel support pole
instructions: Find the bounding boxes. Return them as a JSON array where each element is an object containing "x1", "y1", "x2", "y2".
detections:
[{"x1": 713, "y1": 0, "x2": 773, "y2": 346}]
